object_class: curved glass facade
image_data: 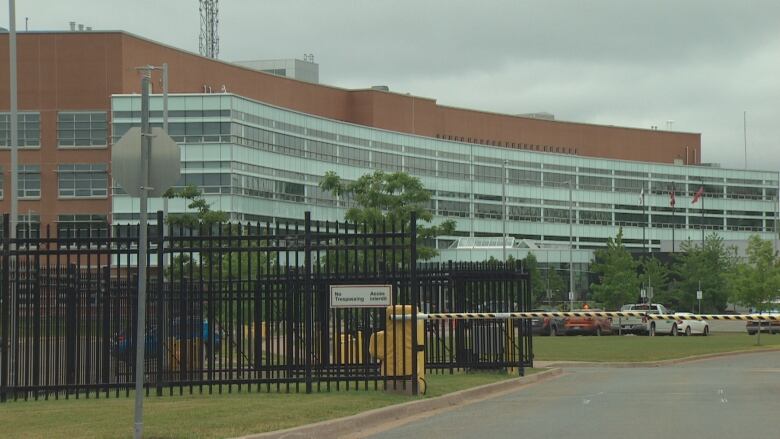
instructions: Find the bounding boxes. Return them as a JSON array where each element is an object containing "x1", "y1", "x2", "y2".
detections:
[{"x1": 111, "y1": 93, "x2": 779, "y2": 261}]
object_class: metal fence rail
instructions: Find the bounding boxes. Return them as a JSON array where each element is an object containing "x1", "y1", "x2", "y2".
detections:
[{"x1": 0, "y1": 212, "x2": 531, "y2": 401}]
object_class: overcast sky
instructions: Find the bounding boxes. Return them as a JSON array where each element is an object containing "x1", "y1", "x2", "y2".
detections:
[{"x1": 4, "y1": 0, "x2": 779, "y2": 171}]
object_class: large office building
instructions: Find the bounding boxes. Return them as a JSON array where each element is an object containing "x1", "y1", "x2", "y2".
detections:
[{"x1": 1, "y1": 30, "x2": 778, "y2": 289}]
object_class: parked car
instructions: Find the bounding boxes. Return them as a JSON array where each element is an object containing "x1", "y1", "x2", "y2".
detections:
[
  {"x1": 112, "y1": 317, "x2": 222, "y2": 363},
  {"x1": 563, "y1": 309, "x2": 612, "y2": 336},
  {"x1": 618, "y1": 303, "x2": 677, "y2": 336},
  {"x1": 674, "y1": 313, "x2": 710, "y2": 336},
  {"x1": 746, "y1": 320, "x2": 780, "y2": 335},
  {"x1": 531, "y1": 308, "x2": 566, "y2": 336}
]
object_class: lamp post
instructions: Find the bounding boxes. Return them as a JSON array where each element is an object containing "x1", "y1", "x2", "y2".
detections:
[
  {"x1": 144, "y1": 64, "x2": 170, "y2": 273},
  {"x1": 502, "y1": 159, "x2": 507, "y2": 262},
  {"x1": 9, "y1": 0, "x2": 18, "y2": 243},
  {"x1": 567, "y1": 180, "x2": 574, "y2": 310}
]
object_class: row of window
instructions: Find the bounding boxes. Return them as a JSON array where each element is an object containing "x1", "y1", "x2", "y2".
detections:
[
  {"x1": 226, "y1": 109, "x2": 776, "y2": 186},
  {"x1": 218, "y1": 123, "x2": 779, "y2": 199},
  {"x1": 144, "y1": 171, "x2": 773, "y2": 234},
  {"x1": 0, "y1": 111, "x2": 108, "y2": 148},
  {"x1": 0, "y1": 164, "x2": 108, "y2": 199},
  {"x1": 8, "y1": 214, "x2": 108, "y2": 239}
]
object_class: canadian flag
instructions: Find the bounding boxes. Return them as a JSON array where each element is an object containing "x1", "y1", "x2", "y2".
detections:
[
  {"x1": 669, "y1": 190, "x2": 676, "y2": 208},
  {"x1": 691, "y1": 186, "x2": 704, "y2": 204}
]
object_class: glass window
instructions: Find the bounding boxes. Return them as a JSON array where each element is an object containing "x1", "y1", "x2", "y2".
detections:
[
  {"x1": 508, "y1": 168, "x2": 541, "y2": 186},
  {"x1": 726, "y1": 185, "x2": 762, "y2": 200},
  {"x1": 339, "y1": 145, "x2": 370, "y2": 167},
  {"x1": 372, "y1": 151, "x2": 403, "y2": 172},
  {"x1": 307, "y1": 140, "x2": 337, "y2": 163},
  {"x1": 615, "y1": 212, "x2": 647, "y2": 227},
  {"x1": 17, "y1": 213, "x2": 40, "y2": 239},
  {"x1": 508, "y1": 206, "x2": 541, "y2": 222},
  {"x1": 543, "y1": 172, "x2": 572, "y2": 188},
  {"x1": 58, "y1": 163, "x2": 108, "y2": 198},
  {"x1": 438, "y1": 161, "x2": 468, "y2": 179},
  {"x1": 58, "y1": 112, "x2": 108, "y2": 147},
  {"x1": 0, "y1": 112, "x2": 40, "y2": 147},
  {"x1": 57, "y1": 214, "x2": 109, "y2": 239},
  {"x1": 405, "y1": 156, "x2": 436, "y2": 176},
  {"x1": 579, "y1": 175, "x2": 612, "y2": 191},
  {"x1": 475, "y1": 165, "x2": 502, "y2": 183},
  {"x1": 614, "y1": 178, "x2": 647, "y2": 193},
  {"x1": 475, "y1": 203, "x2": 502, "y2": 219},
  {"x1": 18, "y1": 165, "x2": 41, "y2": 198},
  {"x1": 544, "y1": 208, "x2": 570, "y2": 223},
  {"x1": 438, "y1": 200, "x2": 470, "y2": 218},
  {"x1": 580, "y1": 210, "x2": 611, "y2": 225}
]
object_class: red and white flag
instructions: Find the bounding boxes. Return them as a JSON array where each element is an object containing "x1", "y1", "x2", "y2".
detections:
[
  {"x1": 691, "y1": 186, "x2": 704, "y2": 204},
  {"x1": 669, "y1": 190, "x2": 676, "y2": 208}
]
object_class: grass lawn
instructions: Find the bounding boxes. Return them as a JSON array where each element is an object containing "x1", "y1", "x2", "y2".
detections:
[
  {"x1": 0, "y1": 370, "x2": 529, "y2": 439},
  {"x1": 533, "y1": 333, "x2": 780, "y2": 363}
]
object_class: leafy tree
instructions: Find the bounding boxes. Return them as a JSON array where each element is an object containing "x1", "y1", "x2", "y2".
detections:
[
  {"x1": 544, "y1": 267, "x2": 566, "y2": 304},
  {"x1": 524, "y1": 253, "x2": 546, "y2": 305},
  {"x1": 319, "y1": 170, "x2": 456, "y2": 262},
  {"x1": 640, "y1": 256, "x2": 672, "y2": 306},
  {"x1": 673, "y1": 234, "x2": 737, "y2": 312},
  {"x1": 729, "y1": 235, "x2": 780, "y2": 313},
  {"x1": 163, "y1": 184, "x2": 229, "y2": 229},
  {"x1": 162, "y1": 185, "x2": 231, "y2": 280},
  {"x1": 590, "y1": 228, "x2": 639, "y2": 310}
]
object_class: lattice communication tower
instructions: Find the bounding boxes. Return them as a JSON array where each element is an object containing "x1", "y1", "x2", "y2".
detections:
[{"x1": 199, "y1": 0, "x2": 219, "y2": 58}]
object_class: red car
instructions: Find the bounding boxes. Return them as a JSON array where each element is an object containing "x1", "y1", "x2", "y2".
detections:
[{"x1": 564, "y1": 309, "x2": 612, "y2": 336}]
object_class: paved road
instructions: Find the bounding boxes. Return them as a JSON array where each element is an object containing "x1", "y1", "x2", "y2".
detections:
[{"x1": 370, "y1": 351, "x2": 780, "y2": 439}]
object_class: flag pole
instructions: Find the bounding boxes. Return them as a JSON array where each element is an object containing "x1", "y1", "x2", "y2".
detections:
[
  {"x1": 700, "y1": 185, "x2": 705, "y2": 245},
  {"x1": 671, "y1": 184, "x2": 675, "y2": 253},
  {"x1": 642, "y1": 188, "x2": 646, "y2": 252}
]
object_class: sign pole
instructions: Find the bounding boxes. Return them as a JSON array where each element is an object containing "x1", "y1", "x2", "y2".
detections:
[
  {"x1": 133, "y1": 71, "x2": 152, "y2": 439},
  {"x1": 697, "y1": 281, "x2": 702, "y2": 315}
]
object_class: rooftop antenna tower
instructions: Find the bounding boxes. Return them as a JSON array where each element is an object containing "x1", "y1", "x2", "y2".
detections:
[{"x1": 199, "y1": 0, "x2": 219, "y2": 58}]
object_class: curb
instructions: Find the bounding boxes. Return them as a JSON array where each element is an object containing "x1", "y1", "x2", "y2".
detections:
[
  {"x1": 234, "y1": 368, "x2": 563, "y2": 439},
  {"x1": 538, "y1": 346, "x2": 780, "y2": 368}
]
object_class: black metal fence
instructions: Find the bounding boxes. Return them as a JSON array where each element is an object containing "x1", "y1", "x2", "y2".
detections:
[{"x1": 0, "y1": 212, "x2": 531, "y2": 401}]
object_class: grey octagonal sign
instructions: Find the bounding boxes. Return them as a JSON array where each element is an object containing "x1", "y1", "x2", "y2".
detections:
[{"x1": 111, "y1": 127, "x2": 181, "y2": 197}]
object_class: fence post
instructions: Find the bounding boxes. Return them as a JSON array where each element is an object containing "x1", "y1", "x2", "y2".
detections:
[
  {"x1": 410, "y1": 212, "x2": 418, "y2": 396},
  {"x1": 304, "y1": 211, "x2": 313, "y2": 394},
  {"x1": 1, "y1": 214, "x2": 10, "y2": 402},
  {"x1": 155, "y1": 211, "x2": 165, "y2": 396},
  {"x1": 66, "y1": 264, "x2": 78, "y2": 389}
]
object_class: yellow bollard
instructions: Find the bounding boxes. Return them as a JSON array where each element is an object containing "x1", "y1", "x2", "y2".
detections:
[
  {"x1": 505, "y1": 319, "x2": 517, "y2": 375},
  {"x1": 369, "y1": 305, "x2": 425, "y2": 394},
  {"x1": 339, "y1": 331, "x2": 364, "y2": 364},
  {"x1": 243, "y1": 322, "x2": 267, "y2": 339}
]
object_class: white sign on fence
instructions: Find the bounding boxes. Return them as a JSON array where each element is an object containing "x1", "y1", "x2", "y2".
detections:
[
  {"x1": 330, "y1": 284, "x2": 392, "y2": 308},
  {"x1": 697, "y1": 290, "x2": 703, "y2": 300}
]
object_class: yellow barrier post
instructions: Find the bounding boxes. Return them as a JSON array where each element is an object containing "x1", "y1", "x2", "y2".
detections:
[
  {"x1": 505, "y1": 319, "x2": 517, "y2": 375},
  {"x1": 369, "y1": 305, "x2": 425, "y2": 394}
]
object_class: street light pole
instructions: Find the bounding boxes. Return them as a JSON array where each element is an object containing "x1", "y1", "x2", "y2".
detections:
[
  {"x1": 9, "y1": 0, "x2": 18, "y2": 240},
  {"x1": 133, "y1": 70, "x2": 152, "y2": 439},
  {"x1": 502, "y1": 159, "x2": 507, "y2": 262},
  {"x1": 161, "y1": 63, "x2": 170, "y2": 275},
  {"x1": 568, "y1": 180, "x2": 574, "y2": 310}
]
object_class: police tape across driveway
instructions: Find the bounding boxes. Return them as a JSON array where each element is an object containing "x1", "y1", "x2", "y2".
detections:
[{"x1": 391, "y1": 311, "x2": 780, "y2": 321}]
